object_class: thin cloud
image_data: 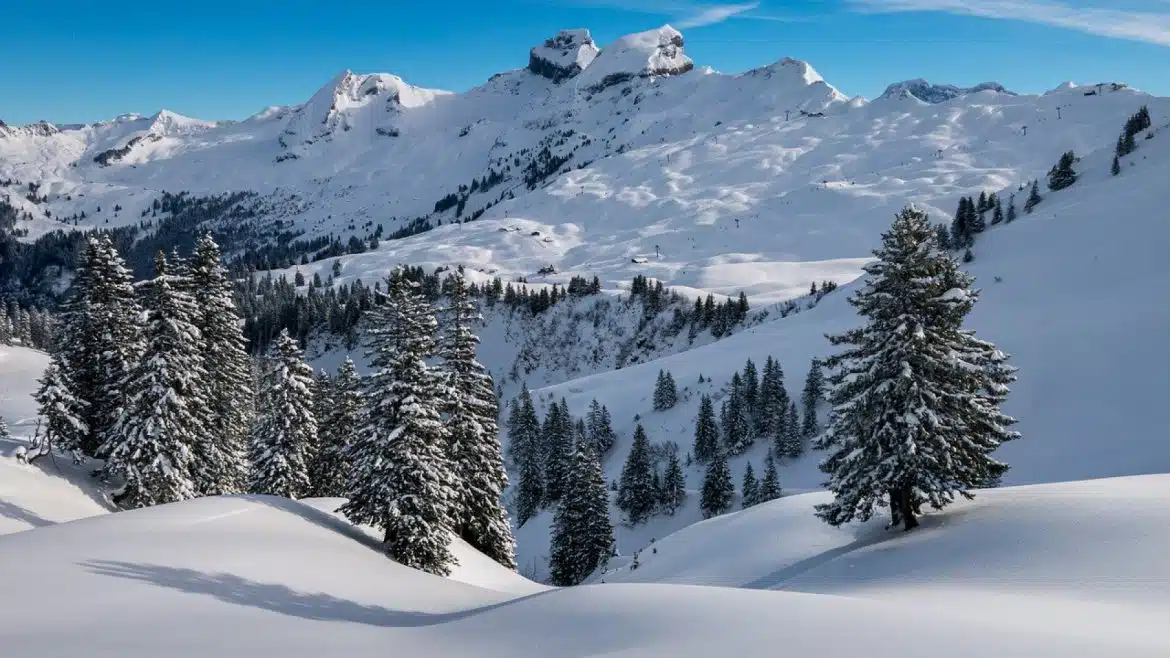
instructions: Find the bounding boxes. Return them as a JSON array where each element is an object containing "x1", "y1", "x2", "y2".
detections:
[
  {"x1": 677, "y1": 3, "x2": 761, "y2": 27},
  {"x1": 851, "y1": 0, "x2": 1170, "y2": 46},
  {"x1": 553, "y1": 0, "x2": 805, "y2": 27}
]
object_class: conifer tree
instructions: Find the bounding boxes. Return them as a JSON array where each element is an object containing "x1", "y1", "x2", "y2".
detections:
[
  {"x1": 59, "y1": 236, "x2": 143, "y2": 457},
  {"x1": 757, "y1": 356, "x2": 789, "y2": 448},
  {"x1": 1048, "y1": 151, "x2": 1078, "y2": 191},
  {"x1": 741, "y1": 461, "x2": 760, "y2": 508},
  {"x1": 548, "y1": 442, "x2": 614, "y2": 586},
  {"x1": 307, "y1": 370, "x2": 334, "y2": 496},
  {"x1": 692, "y1": 394, "x2": 720, "y2": 463},
  {"x1": 759, "y1": 453, "x2": 781, "y2": 503},
  {"x1": 1112, "y1": 155, "x2": 1121, "y2": 176},
  {"x1": 801, "y1": 359, "x2": 824, "y2": 438},
  {"x1": 935, "y1": 224, "x2": 951, "y2": 251},
  {"x1": 991, "y1": 197, "x2": 1004, "y2": 225},
  {"x1": 586, "y1": 399, "x2": 617, "y2": 456},
  {"x1": 741, "y1": 359, "x2": 759, "y2": 412},
  {"x1": 653, "y1": 370, "x2": 678, "y2": 411},
  {"x1": 33, "y1": 357, "x2": 87, "y2": 457},
  {"x1": 816, "y1": 207, "x2": 1019, "y2": 531},
  {"x1": 967, "y1": 196, "x2": 986, "y2": 235},
  {"x1": 103, "y1": 255, "x2": 204, "y2": 509},
  {"x1": 541, "y1": 399, "x2": 575, "y2": 504},
  {"x1": 1024, "y1": 180, "x2": 1042, "y2": 213},
  {"x1": 312, "y1": 358, "x2": 363, "y2": 498},
  {"x1": 617, "y1": 424, "x2": 656, "y2": 524},
  {"x1": 248, "y1": 329, "x2": 316, "y2": 499},
  {"x1": 722, "y1": 375, "x2": 752, "y2": 455},
  {"x1": 437, "y1": 269, "x2": 515, "y2": 569},
  {"x1": 950, "y1": 198, "x2": 970, "y2": 249},
  {"x1": 190, "y1": 234, "x2": 252, "y2": 495},
  {"x1": 661, "y1": 452, "x2": 687, "y2": 514},
  {"x1": 700, "y1": 452, "x2": 733, "y2": 518},
  {"x1": 340, "y1": 270, "x2": 456, "y2": 575},
  {"x1": 784, "y1": 401, "x2": 801, "y2": 458},
  {"x1": 510, "y1": 384, "x2": 544, "y2": 526},
  {"x1": 1006, "y1": 194, "x2": 1017, "y2": 223}
]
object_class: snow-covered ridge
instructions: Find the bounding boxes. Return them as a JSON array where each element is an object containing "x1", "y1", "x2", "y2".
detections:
[
  {"x1": 528, "y1": 29, "x2": 600, "y2": 83},
  {"x1": 576, "y1": 25, "x2": 694, "y2": 91},
  {"x1": 880, "y1": 78, "x2": 1014, "y2": 104}
]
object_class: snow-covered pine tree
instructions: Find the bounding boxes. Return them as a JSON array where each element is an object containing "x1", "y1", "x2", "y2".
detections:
[
  {"x1": 784, "y1": 401, "x2": 801, "y2": 458},
  {"x1": 692, "y1": 394, "x2": 720, "y2": 463},
  {"x1": 759, "y1": 453, "x2": 781, "y2": 503},
  {"x1": 33, "y1": 357, "x2": 87, "y2": 457},
  {"x1": 340, "y1": 269, "x2": 457, "y2": 575},
  {"x1": 509, "y1": 384, "x2": 544, "y2": 526},
  {"x1": 1024, "y1": 180, "x2": 1043, "y2": 213},
  {"x1": 801, "y1": 359, "x2": 824, "y2": 438},
  {"x1": 616, "y1": 423, "x2": 656, "y2": 525},
  {"x1": 311, "y1": 358, "x2": 363, "y2": 498},
  {"x1": 722, "y1": 374, "x2": 752, "y2": 455},
  {"x1": 935, "y1": 224, "x2": 952, "y2": 251},
  {"x1": 757, "y1": 356, "x2": 789, "y2": 451},
  {"x1": 1006, "y1": 194, "x2": 1017, "y2": 223},
  {"x1": 102, "y1": 255, "x2": 205, "y2": 509},
  {"x1": 1112, "y1": 155, "x2": 1121, "y2": 176},
  {"x1": 653, "y1": 370, "x2": 678, "y2": 411},
  {"x1": 741, "y1": 359, "x2": 759, "y2": 413},
  {"x1": 436, "y1": 269, "x2": 516, "y2": 569},
  {"x1": 248, "y1": 329, "x2": 316, "y2": 499},
  {"x1": 59, "y1": 236, "x2": 143, "y2": 457},
  {"x1": 586, "y1": 399, "x2": 617, "y2": 456},
  {"x1": 1048, "y1": 151, "x2": 1078, "y2": 191},
  {"x1": 950, "y1": 197, "x2": 970, "y2": 250},
  {"x1": 741, "y1": 461, "x2": 760, "y2": 508},
  {"x1": 190, "y1": 234, "x2": 252, "y2": 495},
  {"x1": 548, "y1": 442, "x2": 614, "y2": 586},
  {"x1": 815, "y1": 207, "x2": 1019, "y2": 531},
  {"x1": 700, "y1": 451, "x2": 734, "y2": 518},
  {"x1": 307, "y1": 369, "x2": 335, "y2": 496},
  {"x1": 991, "y1": 197, "x2": 1004, "y2": 225},
  {"x1": 661, "y1": 452, "x2": 686, "y2": 514},
  {"x1": 541, "y1": 399, "x2": 575, "y2": 504},
  {"x1": 967, "y1": 196, "x2": 986, "y2": 234}
]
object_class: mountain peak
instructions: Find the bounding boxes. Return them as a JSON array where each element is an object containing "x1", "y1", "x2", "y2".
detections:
[
  {"x1": 529, "y1": 29, "x2": 600, "y2": 83},
  {"x1": 881, "y1": 78, "x2": 1013, "y2": 104},
  {"x1": 576, "y1": 25, "x2": 693, "y2": 91}
]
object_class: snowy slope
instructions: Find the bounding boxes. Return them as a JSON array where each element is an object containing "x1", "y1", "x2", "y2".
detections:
[{"x1": 2, "y1": 489, "x2": 1168, "y2": 657}]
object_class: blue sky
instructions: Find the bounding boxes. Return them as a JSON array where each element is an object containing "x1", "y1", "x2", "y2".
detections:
[{"x1": 2, "y1": 0, "x2": 1167, "y2": 124}]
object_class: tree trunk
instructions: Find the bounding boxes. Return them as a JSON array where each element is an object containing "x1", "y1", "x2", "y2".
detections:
[{"x1": 898, "y1": 487, "x2": 919, "y2": 531}]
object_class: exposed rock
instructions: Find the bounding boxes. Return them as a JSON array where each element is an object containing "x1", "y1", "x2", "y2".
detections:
[
  {"x1": 528, "y1": 29, "x2": 599, "y2": 83},
  {"x1": 880, "y1": 78, "x2": 1014, "y2": 104}
]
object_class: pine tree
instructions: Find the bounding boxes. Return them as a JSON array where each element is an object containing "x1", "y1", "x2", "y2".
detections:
[
  {"x1": 722, "y1": 374, "x2": 752, "y2": 455},
  {"x1": 312, "y1": 358, "x2": 363, "y2": 498},
  {"x1": 935, "y1": 224, "x2": 951, "y2": 250},
  {"x1": 991, "y1": 197, "x2": 1004, "y2": 225},
  {"x1": 661, "y1": 452, "x2": 686, "y2": 514},
  {"x1": 741, "y1": 359, "x2": 759, "y2": 413},
  {"x1": 340, "y1": 269, "x2": 457, "y2": 575},
  {"x1": 510, "y1": 384, "x2": 544, "y2": 526},
  {"x1": 741, "y1": 461, "x2": 760, "y2": 508},
  {"x1": 801, "y1": 359, "x2": 824, "y2": 438},
  {"x1": 437, "y1": 269, "x2": 515, "y2": 569},
  {"x1": 103, "y1": 256, "x2": 204, "y2": 509},
  {"x1": 815, "y1": 207, "x2": 1019, "y2": 531},
  {"x1": 759, "y1": 453, "x2": 781, "y2": 503},
  {"x1": 248, "y1": 329, "x2": 316, "y2": 499},
  {"x1": 967, "y1": 196, "x2": 986, "y2": 234},
  {"x1": 542, "y1": 399, "x2": 575, "y2": 504},
  {"x1": 548, "y1": 442, "x2": 614, "y2": 586},
  {"x1": 757, "y1": 356, "x2": 789, "y2": 450},
  {"x1": 1024, "y1": 180, "x2": 1042, "y2": 213},
  {"x1": 307, "y1": 369, "x2": 334, "y2": 496},
  {"x1": 699, "y1": 452, "x2": 733, "y2": 518},
  {"x1": 653, "y1": 370, "x2": 678, "y2": 411},
  {"x1": 586, "y1": 399, "x2": 617, "y2": 456},
  {"x1": 784, "y1": 401, "x2": 801, "y2": 458},
  {"x1": 33, "y1": 357, "x2": 87, "y2": 457},
  {"x1": 1112, "y1": 155, "x2": 1121, "y2": 176},
  {"x1": 692, "y1": 394, "x2": 720, "y2": 463},
  {"x1": 1047, "y1": 151, "x2": 1078, "y2": 191},
  {"x1": 616, "y1": 424, "x2": 656, "y2": 524},
  {"x1": 1006, "y1": 194, "x2": 1017, "y2": 223},
  {"x1": 950, "y1": 198, "x2": 969, "y2": 250},
  {"x1": 190, "y1": 234, "x2": 252, "y2": 495},
  {"x1": 59, "y1": 236, "x2": 142, "y2": 457}
]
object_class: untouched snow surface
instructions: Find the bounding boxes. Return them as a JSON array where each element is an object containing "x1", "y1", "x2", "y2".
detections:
[{"x1": 2, "y1": 484, "x2": 1169, "y2": 656}]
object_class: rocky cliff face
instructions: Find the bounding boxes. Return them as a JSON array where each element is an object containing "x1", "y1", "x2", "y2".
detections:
[{"x1": 528, "y1": 29, "x2": 600, "y2": 83}]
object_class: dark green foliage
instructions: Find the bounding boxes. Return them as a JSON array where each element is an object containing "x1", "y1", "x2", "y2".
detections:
[
  {"x1": 508, "y1": 385, "x2": 544, "y2": 527},
  {"x1": 653, "y1": 369, "x2": 678, "y2": 411},
  {"x1": 586, "y1": 399, "x2": 618, "y2": 457},
  {"x1": 1024, "y1": 180, "x2": 1042, "y2": 213},
  {"x1": 741, "y1": 461, "x2": 760, "y2": 508},
  {"x1": 699, "y1": 452, "x2": 734, "y2": 518},
  {"x1": 692, "y1": 394, "x2": 720, "y2": 463},
  {"x1": 548, "y1": 443, "x2": 614, "y2": 586},
  {"x1": 759, "y1": 454, "x2": 781, "y2": 503},
  {"x1": 617, "y1": 424, "x2": 657, "y2": 524},
  {"x1": 1047, "y1": 151, "x2": 1078, "y2": 191},
  {"x1": 660, "y1": 452, "x2": 687, "y2": 514},
  {"x1": 801, "y1": 359, "x2": 824, "y2": 438}
]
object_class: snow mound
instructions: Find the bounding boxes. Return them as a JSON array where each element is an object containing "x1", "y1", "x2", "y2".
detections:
[
  {"x1": 528, "y1": 29, "x2": 599, "y2": 83},
  {"x1": 2, "y1": 492, "x2": 1166, "y2": 656},
  {"x1": 880, "y1": 78, "x2": 1013, "y2": 104},
  {"x1": 578, "y1": 25, "x2": 694, "y2": 91}
]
